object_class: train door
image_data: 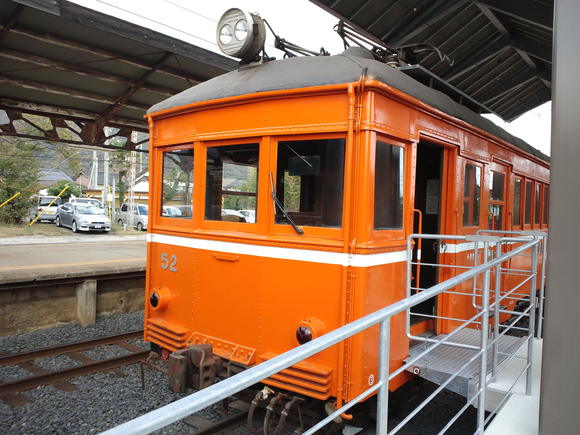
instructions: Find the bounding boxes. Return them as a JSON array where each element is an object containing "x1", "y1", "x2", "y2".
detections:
[{"x1": 411, "y1": 140, "x2": 450, "y2": 325}]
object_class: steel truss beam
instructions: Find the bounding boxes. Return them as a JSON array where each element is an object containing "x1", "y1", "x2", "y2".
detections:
[
  {"x1": 0, "y1": 107, "x2": 148, "y2": 151},
  {"x1": 0, "y1": 48, "x2": 175, "y2": 97},
  {"x1": 476, "y1": 0, "x2": 553, "y2": 31}
]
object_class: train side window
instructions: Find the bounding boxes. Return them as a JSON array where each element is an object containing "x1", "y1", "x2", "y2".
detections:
[
  {"x1": 534, "y1": 182, "x2": 541, "y2": 225},
  {"x1": 205, "y1": 143, "x2": 259, "y2": 223},
  {"x1": 524, "y1": 180, "x2": 532, "y2": 224},
  {"x1": 374, "y1": 141, "x2": 404, "y2": 230},
  {"x1": 513, "y1": 177, "x2": 522, "y2": 226},
  {"x1": 161, "y1": 148, "x2": 193, "y2": 219},
  {"x1": 488, "y1": 170, "x2": 505, "y2": 230},
  {"x1": 543, "y1": 185, "x2": 549, "y2": 225},
  {"x1": 462, "y1": 163, "x2": 481, "y2": 227},
  {"x1": 275, "y1": 138, "x2": 345, "y2": 228}
]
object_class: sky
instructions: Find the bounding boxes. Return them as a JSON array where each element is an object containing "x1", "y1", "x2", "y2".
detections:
[{"x1": 69, "y1": 0, "x2": 552, "y2": 155}]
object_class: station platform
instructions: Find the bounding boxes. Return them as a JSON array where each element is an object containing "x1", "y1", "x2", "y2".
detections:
[
  {"x1": 0, "y1": 235, "x2": 147, "y2": 335},
  {"x1": 0, "y1": 235, "x2": 146, "y2": 284}
]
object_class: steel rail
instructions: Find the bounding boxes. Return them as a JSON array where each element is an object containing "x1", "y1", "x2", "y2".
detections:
[
  {"x1": 0, "y1": 330, "x2": 144, "y2": 366},
  {"x1": 0, "y1": 350, "x2": 148, "y2": 396},
  {"x1": 191, "y1": 411, "x2": 249, "y2": 434}
]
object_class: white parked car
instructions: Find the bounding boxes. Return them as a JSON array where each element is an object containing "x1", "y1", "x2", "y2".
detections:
[
  {"x1": 118, "y1": 203, "x2": 148, "y2": 231},
  {"x1": 238, "y1": 209, "x2": 256, "y2": 223},
  {"x1": 31, "y1": 195, "x2": 63, "y2": 223}
]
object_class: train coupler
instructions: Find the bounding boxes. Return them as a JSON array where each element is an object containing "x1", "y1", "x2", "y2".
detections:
[{"x1": 168, "y1": 344, "x2": 223, "y2": 393}]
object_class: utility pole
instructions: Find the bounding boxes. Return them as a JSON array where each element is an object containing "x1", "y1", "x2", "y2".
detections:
[
  {"x1": 102, "y1": 151, "x2": 110, "y2": 215},
  {"x1": 128, "y1": 150, "x2": 136, "y2": 229},
  {"x1": 89, "y1": 151, "x2": 99, "y2": 190}
]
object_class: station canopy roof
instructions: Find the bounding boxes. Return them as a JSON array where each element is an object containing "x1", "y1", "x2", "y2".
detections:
[
  {"x1": 311, "y1": 0, "x2": 553, "y2": 121},
  {"x1": 0, "y1": 0, "x2": 236, "y2": 149}
]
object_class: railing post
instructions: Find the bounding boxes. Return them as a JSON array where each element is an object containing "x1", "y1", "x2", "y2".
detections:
[
  {"x1": 477, "y1": 260, "x2": 491, "y2": 433},
  {"x1": 536, "y1": 236, "x2": 547, "y2": 338},
  {"x1": 376, "y1": 318, "x2": 391, "y2": 435},
  {"x1": 405, "y1": 236, "x2": 413, "y2": 338},
  {"x1": 526, "y1": 241, "x2": 539, "y2": 395},
  {"x1": 472, "y1": 240, "x2": 480, "y2": 309},
  {"x1": 491, "y1": 242, "x2": 502, "y2": 379}
]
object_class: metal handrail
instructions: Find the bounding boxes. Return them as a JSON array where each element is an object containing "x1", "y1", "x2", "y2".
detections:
[
  {"x1": 103, "y1": 236, "x2": 541, "y2": 435},
  {"x1": 477, "y1": 229, "x2": 547, "y2": 338}
]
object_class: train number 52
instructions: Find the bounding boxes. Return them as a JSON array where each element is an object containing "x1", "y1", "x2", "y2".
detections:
[{"x1": 160, "y1": 253, "x2": 177, "y2": 272}]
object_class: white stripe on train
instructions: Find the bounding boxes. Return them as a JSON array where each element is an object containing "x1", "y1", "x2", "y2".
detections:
[
  {"x1": 148, "y1": 233, "x2": 406, "y2": 267},
  {"x1": 148, "y1": 234, "x2": 478, "y2": 267}
]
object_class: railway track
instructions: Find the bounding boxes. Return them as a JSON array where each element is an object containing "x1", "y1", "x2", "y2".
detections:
[
  {"x1": 0, "y1": 329, "x2": 250, "y2": 433},
  {"x1": 0, "y1": 330, "x2": 147, "y2": 406}
]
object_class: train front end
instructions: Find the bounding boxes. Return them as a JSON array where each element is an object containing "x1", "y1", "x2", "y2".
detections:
[
  {"x1": 144, "y1": 9, "x2": 414, "y2": 410},
  {"x1": 145, "y1": 69, "x2": 364, "y2": 406}
]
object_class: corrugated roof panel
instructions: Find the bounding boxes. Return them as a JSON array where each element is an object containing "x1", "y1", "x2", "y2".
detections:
[{"x1": 310, "y1": 0, "x2": 552, "y2": 120}]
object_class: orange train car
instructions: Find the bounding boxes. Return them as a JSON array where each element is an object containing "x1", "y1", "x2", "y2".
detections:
[{"x1": 143, "y1": 41, "x2": 549, "y2": 410}]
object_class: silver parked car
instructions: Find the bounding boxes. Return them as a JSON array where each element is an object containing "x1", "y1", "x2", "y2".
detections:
[
  {"x1": 117, "y1": 203, "x2": 148, "y2": 231},
  {"x1": 56, "y1": 203, "x2": 111, "y2": 233},
  {"x1": 69, "y1": 197, "x2": 104, "y2": 210}
]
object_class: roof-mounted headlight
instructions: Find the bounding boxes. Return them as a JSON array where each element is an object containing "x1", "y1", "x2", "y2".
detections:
[{"x1": 216, "y1": 8, "x2": 266, "y2": 62}]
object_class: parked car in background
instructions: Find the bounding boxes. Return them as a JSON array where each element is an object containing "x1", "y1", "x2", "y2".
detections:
[
  {"x1": 238, "y1": 209, "x2": 256, "y2": 223},
  {"x1": 56, "y1": 203, "x2": 111, "y2": 233},
  {"x1": 69, "y1": 197, "x2": 104, "y2": 210},
  {"x1": 162, "y1": 206, "x2": 183, "y2": 217},
  {"x1": 118, "y1": 203, "x2": 148, "y2": 231},
  {"x1": 31, "y1": 195, "x2": 63, "y2": 222}
]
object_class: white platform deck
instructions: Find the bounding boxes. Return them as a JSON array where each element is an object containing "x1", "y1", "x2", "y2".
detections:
[{"x1": 485, "y1": 338, "x2": 543, "y2": 434}]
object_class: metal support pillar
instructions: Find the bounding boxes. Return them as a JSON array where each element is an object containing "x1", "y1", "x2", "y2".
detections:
[{"x1": 539, "y1": 0, "x2": 580, "y2": 432}]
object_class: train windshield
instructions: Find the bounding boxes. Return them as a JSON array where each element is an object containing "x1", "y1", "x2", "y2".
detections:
[
  {"x1": 205, "y1": 143, "x2": 259, "y2": 223},
  {"x1": 161, "y1": 148, "x2": 193, "y2": 219},
  {"x1": 275, "y1": 138, "x2": 345, "y2": 228}
]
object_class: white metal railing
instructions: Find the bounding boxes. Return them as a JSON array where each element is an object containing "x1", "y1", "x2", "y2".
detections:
[
  {"x1": 102, "y1": 232, "x2": 545, "y2": 435},
  {"x1": 475, "y1": 229, "x2": 548, "y2": 338}
]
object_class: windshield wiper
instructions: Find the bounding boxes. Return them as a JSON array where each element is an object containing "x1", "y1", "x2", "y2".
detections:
[{"x1": 269, "y1": 172, "x2": 304, "y2": 235}]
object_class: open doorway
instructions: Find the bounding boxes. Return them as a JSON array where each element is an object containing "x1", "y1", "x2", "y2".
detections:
[{"x1": 412, "y1": 141, "x2": 446, "y2": 321}]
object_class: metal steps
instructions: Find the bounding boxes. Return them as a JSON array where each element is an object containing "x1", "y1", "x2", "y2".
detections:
[{"x1": 405, "y1": 328, "x2": 526, "y2": 399}]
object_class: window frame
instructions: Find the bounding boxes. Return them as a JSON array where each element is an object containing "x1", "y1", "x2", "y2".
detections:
[
  {"x1": 269, "y1": 132, "x2": 348, "y2": 240},
  {"x1": 371, "y1": 134, "x2": 407, "y2": 242},
  {"x1": 199, "y1": 137, "x2": 263, "y2": 234},
  {"x1": 487, "y1": 162, "x2": 508, "y2": 231},
  {"x1": 534, "y1": 181, "x2": 542, "y2": 227},
  {"x1": 523, "y1": 179, "x2": 533, "y2": 228},
  {"x1": 155, "y1": 143, "x2": 195, "y2": 231},
  {"x1": 461, "y1": 159, "x2": 483, "y2": 228},
  {"x1": 542, "y1": 184, "x2": 550, "y2": 227},
  {"x1": 512, "y1": 175, "x2": 524, "y2": 230}
]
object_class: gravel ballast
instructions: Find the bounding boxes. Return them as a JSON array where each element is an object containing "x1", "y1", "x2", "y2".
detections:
[
  {"x1": 0, "y1": 312, "x2": 193, "y2": 434},
  {"x1": 0, "y1": 311, "x2": 479, "y2": 434}
]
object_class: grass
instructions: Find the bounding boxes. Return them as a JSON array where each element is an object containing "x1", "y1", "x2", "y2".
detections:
[{"x1": 0, "y1": 222, "x2": 143, "y2": 238}]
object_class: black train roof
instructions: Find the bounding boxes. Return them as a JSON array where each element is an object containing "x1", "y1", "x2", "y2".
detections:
[{"x1": 148, "y1": 48, "x2": 549, "y2": 164}]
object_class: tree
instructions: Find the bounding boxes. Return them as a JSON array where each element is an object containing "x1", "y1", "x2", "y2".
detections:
[
  {"x1": 111, "y1": 149, "x2": 130, "y2": 205},
  {"x1": 47, "y1": 180, "x2": 82, "y2": 202},
  {"x1": 0, "y1": 138, "x2": 39, "y2": 223}
]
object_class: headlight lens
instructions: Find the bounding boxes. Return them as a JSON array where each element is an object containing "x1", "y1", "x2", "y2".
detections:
[
  {"x1": 234, "y1": 19, "x2": 248, "y2": 41},
  {"x1": 296, "y1": 326, "x2": 313, "y2": 344},
  {"x1": 218, "y1": 24, "x2": 233, "y2": 45},
  {"x1": 216, "y1": 8, "x2": 265, "y2": 61}
]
